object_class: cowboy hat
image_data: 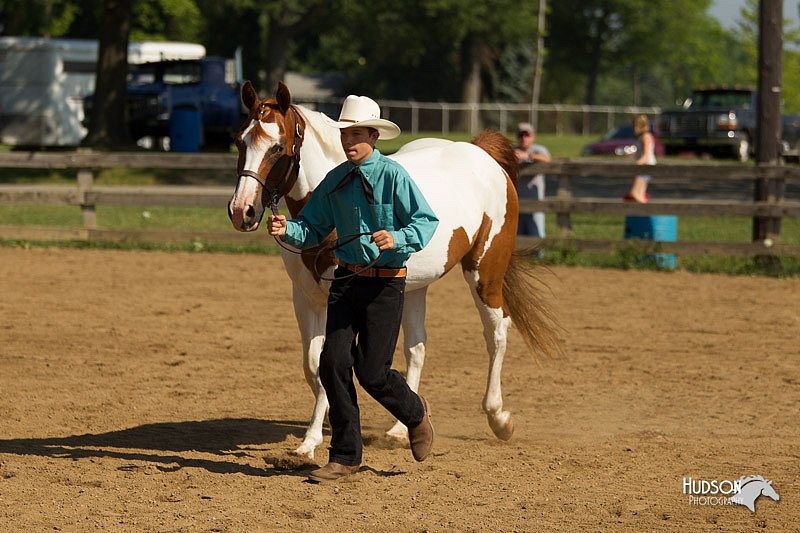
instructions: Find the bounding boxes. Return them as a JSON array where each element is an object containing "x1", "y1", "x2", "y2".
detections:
[{"x1": 328, "y1": 95, "x2": 401, "y2": 140}]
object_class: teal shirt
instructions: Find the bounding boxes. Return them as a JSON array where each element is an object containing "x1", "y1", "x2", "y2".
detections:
[{"x1": 282, "y1": 149, "x2": 439, "y2": 267}]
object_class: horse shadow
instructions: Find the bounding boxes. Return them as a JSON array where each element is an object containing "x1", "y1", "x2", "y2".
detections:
[{"x1": 0, "y1": 418, "x2": 318, "y2": 478}]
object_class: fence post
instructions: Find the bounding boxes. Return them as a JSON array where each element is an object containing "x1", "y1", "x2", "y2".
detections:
[
  {"x1": 555, "y1": 174, "x2": 573, "y2": 234},
  {"x1": 470, "y1": 104, "x2": 479, "y2": 135},
  {"x1": 555, "y1": 105, "x2": 562, "y2": 136},
  {"x1": 582, "y1": 106, "x2": 590, "y2": 136},
  {"x1": 77, "y1": 165, "x2": 97, "y2": 230},
  {"x1": 769, "y1": 174, "x2": 785, "y2": 239},
  {"x1": 753, "y1": 0, "x2": 783, "y2": 246}
]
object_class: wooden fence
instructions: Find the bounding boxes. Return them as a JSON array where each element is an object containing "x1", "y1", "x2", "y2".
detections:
[
  {"x1": 0, "y1": 150, "x2": 798, "y2": 257},
  {"x1": 516, "y1": 160, "x2": 800, "y2": 257}
]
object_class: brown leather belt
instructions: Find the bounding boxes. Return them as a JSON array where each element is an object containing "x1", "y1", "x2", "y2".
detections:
[{"x1": 339, "y1": 262, "x2": 407, "y2": 278}]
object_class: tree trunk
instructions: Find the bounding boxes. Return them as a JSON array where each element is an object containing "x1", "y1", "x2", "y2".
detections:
[
  {"x1": 530, "y1": 0, "x2": 546, "y2": 129},
  {"x1": 83, "y1": 0, "x2": 132, "y2": 148},
  {"x1": 460, "y1": 35, "x2": 482, "y2": 134},
  {"x1": 264, "y1": 20, "x2": 291, "y2": 95},
  {"x1": 585, "y1": 35, "x2": 603, "y2": 106},
  {"x1": 584, "y1": 10, "x2": 609, "y2": 106}
]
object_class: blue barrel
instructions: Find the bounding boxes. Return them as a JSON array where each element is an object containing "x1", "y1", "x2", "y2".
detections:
[
  {"x1": 624, "y1": 215, "x2": 678, "y2": 269},
  {"x1": 169, "y1": 106, "x2": 202, "y2": 152}
]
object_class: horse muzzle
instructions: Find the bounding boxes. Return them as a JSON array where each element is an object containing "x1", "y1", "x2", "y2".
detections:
[{"x1": 228, "y1": 192, "x2": 264, "y2": 232}]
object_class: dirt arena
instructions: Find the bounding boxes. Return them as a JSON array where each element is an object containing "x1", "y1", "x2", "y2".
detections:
[{"x1": 0, "y1": 246, "x2": 797, "y2": 531}]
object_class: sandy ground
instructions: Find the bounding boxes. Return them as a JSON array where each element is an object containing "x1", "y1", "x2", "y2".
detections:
[{"x1": 0, "y1": 246, "x2": 798, "y2": 532}]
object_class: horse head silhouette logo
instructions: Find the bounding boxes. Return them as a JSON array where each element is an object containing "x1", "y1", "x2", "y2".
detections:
[{"x1": 729, "y1": 476, "x2": 780, "y2": 512}]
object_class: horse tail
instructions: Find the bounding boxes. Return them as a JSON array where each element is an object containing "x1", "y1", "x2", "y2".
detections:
[
  {"x1": 471, "y1": 130, "x2": 518, "y2": 186},
  {"x1": 502, "y1": 252, "x2": 564, "y2": 359},
  {"x1": 472, "y1": 130, "x2": 560, "y2": 358}
]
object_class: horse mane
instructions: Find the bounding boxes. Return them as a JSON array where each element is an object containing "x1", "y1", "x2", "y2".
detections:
[
  {"x1": 471, "y1": 130, "x2": 518, "y2": 186},
  {"x1": 294, "y1": 104, "x2": 345, "y2": 159}
]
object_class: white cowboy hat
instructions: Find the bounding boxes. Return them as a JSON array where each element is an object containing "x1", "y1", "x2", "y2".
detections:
[{"x1": 328, "y1": 95, "x2": 401, "y2": 139}]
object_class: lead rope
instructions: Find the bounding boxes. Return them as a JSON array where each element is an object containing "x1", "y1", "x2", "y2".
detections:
[{"x1": 268, "y1": 199, "x2": 384, "y2": 282}]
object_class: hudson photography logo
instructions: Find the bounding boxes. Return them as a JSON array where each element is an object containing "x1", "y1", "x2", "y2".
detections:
[{"x1": 682, "y1": 475, "x2": 780, "y2": 512}]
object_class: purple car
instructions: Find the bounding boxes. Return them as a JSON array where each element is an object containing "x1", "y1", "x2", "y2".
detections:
[{"x1": 581, "y1": 123, "x2": 665, "y2": 157}]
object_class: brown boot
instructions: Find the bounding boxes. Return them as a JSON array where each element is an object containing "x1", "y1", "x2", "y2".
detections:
[
  {"x1": 408, "y1": 396, "x2": 434, "y2": 462},
  {"x1": 308, "y1": 462, "x2": 360, "y2": 483}
]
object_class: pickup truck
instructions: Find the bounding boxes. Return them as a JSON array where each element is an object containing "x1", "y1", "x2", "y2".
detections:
[
  {"x1": 126, "y1": 56, "x2": 243, "y2": 150},
  {"x1": 658, "y1": 86, "x2": 800, "y2": 162}
]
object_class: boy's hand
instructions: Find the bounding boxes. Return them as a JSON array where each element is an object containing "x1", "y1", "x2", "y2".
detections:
[
  {"x1": 371, "y1": 230, "x2": 394, "y2": 251},
  {"x1": 268, "y1": 215, "x2": 287, "y2": 236}
]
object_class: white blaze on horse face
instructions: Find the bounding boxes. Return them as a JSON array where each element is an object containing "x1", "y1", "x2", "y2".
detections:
[{"x1": 235, "y1": 120, "x2": 282, "y2": 199}]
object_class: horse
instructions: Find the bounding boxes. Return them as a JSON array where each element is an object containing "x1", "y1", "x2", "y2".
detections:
[
  {"x1": 729, "y1": 475, "x2": 780, "y2": 512},
  {"x1": 228, "y1": 81, "x2": 561, "y2": 459}
]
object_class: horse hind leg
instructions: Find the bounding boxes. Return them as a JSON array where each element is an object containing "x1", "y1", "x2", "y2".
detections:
[
  {"x1": 462, "y1": 266, "x2": 514, "y2": 441},
  {"x1": 386, "y1": 287, "x2": 428, "y2": 441}
]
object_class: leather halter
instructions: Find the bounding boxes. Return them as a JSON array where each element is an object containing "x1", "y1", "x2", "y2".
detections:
[{"x1": 240, "y1": 105, "x2": 305, "y2": 214}]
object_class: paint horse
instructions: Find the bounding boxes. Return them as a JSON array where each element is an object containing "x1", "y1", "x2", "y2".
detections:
[{"x1": 228, "y1": 81, "x2": 560, "y2": 459}]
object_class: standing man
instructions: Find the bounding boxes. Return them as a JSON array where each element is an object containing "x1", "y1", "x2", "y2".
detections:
[
  {"x1": 513, "y1": 122, "x2": 551, "y2": 238},
  {"x1": 268, "y1": 95, "x2": 439, "y2": 483}
]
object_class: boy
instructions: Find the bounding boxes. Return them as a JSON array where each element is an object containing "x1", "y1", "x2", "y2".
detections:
[{"x1": 268, "y1": 94, "x2": 439, "y2": 482}]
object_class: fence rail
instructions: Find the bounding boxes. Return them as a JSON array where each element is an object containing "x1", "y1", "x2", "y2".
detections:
[{"x1": 0, "y1": 151, "x2": 798, "y2": 258}]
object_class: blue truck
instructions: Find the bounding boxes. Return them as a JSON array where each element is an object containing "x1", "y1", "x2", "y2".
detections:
[
  {"x1": 658, "y1": 86, "x2": 800, "y2": 162},
  {"x1": 125, "y1": 55, "x2": 244, "y2": 150}
]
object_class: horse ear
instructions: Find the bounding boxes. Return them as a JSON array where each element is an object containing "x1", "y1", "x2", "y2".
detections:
[
  {"x1": 241, "y1": 80, "x2": 258, "y2": 110},
  {"x1": 276, "y1": 81, "x2": 292, "y2": 113}
]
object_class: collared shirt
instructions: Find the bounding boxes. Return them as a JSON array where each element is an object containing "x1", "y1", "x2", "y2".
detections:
[{"x1": 282, "y1": 148, "x2": 439, "y2": 267}]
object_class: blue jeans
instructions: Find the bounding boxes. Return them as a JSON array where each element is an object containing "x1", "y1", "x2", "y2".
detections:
[{"x1": 518, "y1": 212, "x2": 545, "y2": 238}]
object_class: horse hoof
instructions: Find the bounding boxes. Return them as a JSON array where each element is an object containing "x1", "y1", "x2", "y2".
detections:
[
  {"x1": 292, "y1": 443, "x2": 317, "y2": 460},
  {"x1": 488, "y1": 412, "x2": 514, "y2": 441},
  {"x1": 497, "y1": 416, "x2": 514, "y2": 441},
  {"x1": 386, "y1": 421, "x2": 408, "y2": 441}
]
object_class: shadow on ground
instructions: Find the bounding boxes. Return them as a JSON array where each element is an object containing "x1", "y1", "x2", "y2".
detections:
[{"x1": 0, "y1": 418, "x2": 311, "y2": 477}]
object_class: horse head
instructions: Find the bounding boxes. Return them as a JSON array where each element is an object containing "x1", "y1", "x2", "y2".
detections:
[{"x1": 228, "y1": 80, "x2": 305, "y2": 232}]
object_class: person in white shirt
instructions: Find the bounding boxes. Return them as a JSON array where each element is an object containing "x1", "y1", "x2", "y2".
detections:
[{"x1": 513, "y1": 122, "x2": 550, "y2": 237}]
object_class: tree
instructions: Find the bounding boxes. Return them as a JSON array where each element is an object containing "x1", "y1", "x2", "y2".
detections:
[
  {"x1": 730, "y1": 0, "x2": 800, "y2": 112},
  {"x1": 545, "y1": 0, "x2": 722, "y2": 105},
  {"x1": 83, "y1": 0, "x2": 132, "y2": 148},
  {"x1": 0, "y1": 0, "x2": 80, "y2": 36}
]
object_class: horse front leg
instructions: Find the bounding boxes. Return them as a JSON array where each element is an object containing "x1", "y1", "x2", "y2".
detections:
[
  {"x1": 463, "y1": 269, "x2": 514, "y2": 441},
  {"x1": 386, "y1": 287, "x2": 428, "y2": 441},
  {"x1": 291, "y1": 285, "x2": 329, "y2": 459}
]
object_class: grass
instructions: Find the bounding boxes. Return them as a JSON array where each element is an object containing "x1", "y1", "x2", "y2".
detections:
[
  {"x1": 564, "y1": 213, "x2": 800, "y2": 245},
  {"x1": 537, "y1": 213, "x2": 800, "y2": 276}
]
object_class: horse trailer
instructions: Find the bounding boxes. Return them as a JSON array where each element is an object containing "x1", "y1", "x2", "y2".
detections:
[{"x1": 0, "y1": 37, "x2": 206, "y2": 147}]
